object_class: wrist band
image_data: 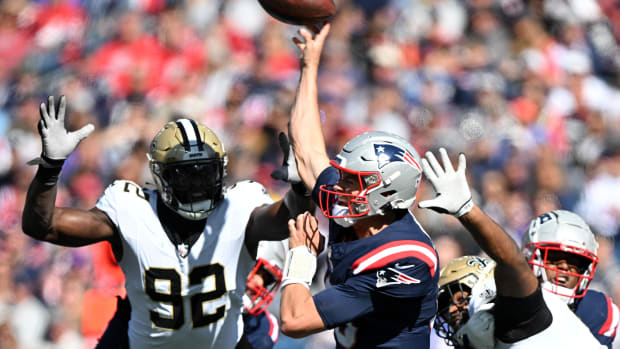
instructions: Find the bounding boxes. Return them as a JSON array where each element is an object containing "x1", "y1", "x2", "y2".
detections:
[
  {"x1": 281, "y1": 246, "x2": 317, "y2": 289},
  {"x1": 455, "y1": 198, "x2": 474, "y2": 217},
  {"x1": 29, "y1": 155, "x2": 65, "y2": 186}
]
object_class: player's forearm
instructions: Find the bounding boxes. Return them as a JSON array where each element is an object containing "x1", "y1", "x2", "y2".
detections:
[
  {"x1": 459, "y1": 205, "x2": 523, "y2": 265},
  {"x1": 459, "y1": 205, "x2": 538, "y2": 297},
  {"x1": 22, "y1": 165, "x2": 63, "y2": 240},
  {"x1": 280, "y1": 284, "x2": 324, "y2": 338},
  {"x1": 290, "y1": 65, "x2": 329, "y2": 191}
]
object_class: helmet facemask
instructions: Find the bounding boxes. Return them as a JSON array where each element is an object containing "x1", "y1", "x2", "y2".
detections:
[
  {"x1": 435, "y1": 282, "x2": 472, "y2": 346},
  {"x1": 525, "y1": 242, "x2": 597, "y2": 304},
  {"x1": 435, "y1": 256, "x2": 496, "y2": 347},
  {"x1": 522, "y1": 210, "x2": 599, "y2": 305},
  {"x1": 151, "y1": 158, "x2": 224, "y2": 220},
  {"x1": 244, "y1": 258, "x2": 283, "y2": 316}
]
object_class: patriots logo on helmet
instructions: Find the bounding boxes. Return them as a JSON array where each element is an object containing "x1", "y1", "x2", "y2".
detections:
[
  {"x1": 374, "y1": 143, "x2": 420, "y2": 170},
  {"x1": 376, "y1": 267, "x2": 420, "y2": 288}
]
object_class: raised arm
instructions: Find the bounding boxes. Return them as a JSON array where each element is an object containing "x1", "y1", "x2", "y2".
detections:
[
  {"x1": 21, "y1": 96, "x2": 117, "y2": 246},
  {"x1": 289, "y1": 24, "x2": 332, "y2": 191},
  {"x1": 419, "y1": 148, "x2": 538, "y2": 298}
]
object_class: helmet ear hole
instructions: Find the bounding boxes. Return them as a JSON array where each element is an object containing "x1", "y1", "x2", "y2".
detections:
[{"x1": 380, "y1": 190, "x2": 396, "y2": 198}]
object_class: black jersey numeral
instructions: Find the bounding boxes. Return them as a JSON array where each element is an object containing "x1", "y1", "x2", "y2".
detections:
[
  {"x1": 123, "y1": 181, "x2": 149, "y2": 201},
  {"x1": 144, "y1": 264, "x2": 227, "y2": 330}
]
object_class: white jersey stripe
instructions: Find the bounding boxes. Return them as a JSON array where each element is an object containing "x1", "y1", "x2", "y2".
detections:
[
  {"x1": 267, "y1": 311, "x2": 279, "y2": 343},
  {"x1": 603, "y1": 300, "x2": 619, "y2": 337},
  {"x1": 352, "y1": 244, "x2": 437, "y2": 275}
]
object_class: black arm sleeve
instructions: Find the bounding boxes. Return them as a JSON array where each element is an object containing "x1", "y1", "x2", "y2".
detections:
[{"x1": 494, "y1": 286, "x2": 553, "y2": 343}]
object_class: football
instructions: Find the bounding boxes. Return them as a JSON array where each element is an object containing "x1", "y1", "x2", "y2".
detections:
[{"x1": 258, "y1": 0, "x2": 336, "y2": 25}]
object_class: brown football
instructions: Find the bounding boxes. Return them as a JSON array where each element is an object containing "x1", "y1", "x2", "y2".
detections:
[{"x1": 258, "y1": 0, "x2": 336, "y2": 25}]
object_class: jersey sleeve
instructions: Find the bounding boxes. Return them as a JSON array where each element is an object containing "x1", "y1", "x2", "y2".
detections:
[
  {"x1": 312, "y1": 167, "x2": 338, "y2": 208},
  {"x1": 256, "y1": 239, "x2": 288, "y2": 269},
  {"x1": 226, "y1": 180, "x2": 274, "y2": 211},
  {"x1": 313, "y1": 262, "x2": 435, "y2": 329},
  {"x1": 576, "y1": 290, "x2": 619, "y2": 347},
  {"x1": 95, "y1": 180, "x2": 131, "y2": 228}
]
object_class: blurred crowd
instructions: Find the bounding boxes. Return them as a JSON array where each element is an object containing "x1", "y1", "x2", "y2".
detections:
[{"x1": 0, "y1": 0, "x2": 619, "y2": 348}]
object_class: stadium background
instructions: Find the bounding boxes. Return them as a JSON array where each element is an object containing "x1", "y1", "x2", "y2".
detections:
[{"x1": 0, "y1": 0, "x2": 619, "y2": 348}]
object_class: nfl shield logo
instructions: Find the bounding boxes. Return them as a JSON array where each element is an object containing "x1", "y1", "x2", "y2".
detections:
[{"x1": 177, "y1": 243, "x2": 189, "y2": 258}]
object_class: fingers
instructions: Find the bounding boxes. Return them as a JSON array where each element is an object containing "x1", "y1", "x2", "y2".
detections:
[
  {"x1": 287, "y1": 218, "x2": 297, "y2": 237},
  {"x1": 39, "y1": 102, "x2": 50, "y2": 128},
  {"x1": 425, "y1": 150, "x2": 445, "y2": 176},
  {"x1": 439, "y1": 148, "x2": 454, "y2": 173},
  {"x1": 457, "y1": 153, "x2": 467, "y2": 174},
  {"x1": 57, "y1": 95, "x2": 66, "y2": 122},
  {"x1": 48, "y1": 96, "x2": 56, "y2": 120},
  {"x1": 292, "y1": 36, "x2": 305, "y2": 50},
  {"x1": 298, "y1": 27, "x2": 314, "y2": 43},
  {"x1": 421, "y1": 158, "x2": 438, "y2": 183},
  {"x1": 73, "y1": 123, "x2": 95, "y2": 141}
]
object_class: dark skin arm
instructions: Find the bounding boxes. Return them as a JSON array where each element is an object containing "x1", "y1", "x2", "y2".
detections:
[
  {"x1": 459, "y1": 205, "x2": 538, "y2": 298},
  {"x1": 244, "y1": 189, "x2": 315, "y2": 259},
  {"x1": 22, "y1": 171, "x2": 119, "y2": 247}
]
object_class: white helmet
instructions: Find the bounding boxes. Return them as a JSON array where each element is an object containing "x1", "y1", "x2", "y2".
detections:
[
  {"x1": 318, "y1": 131, "x2": 422, "y2": 226},
  {"x1": 148, "y1": 118, "x2": 227, "y2": 220},
  {"x1": 522, "y1": 210, "x2": 598, "y2": 304}
]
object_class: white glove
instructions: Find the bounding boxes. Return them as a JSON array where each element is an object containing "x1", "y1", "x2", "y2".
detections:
[
  {"x1": 418, "y1": 148, "x2": 473, "y2": 217},
  {"x1": 30, "y1": 96, "x2": 94, "y2": 166}
]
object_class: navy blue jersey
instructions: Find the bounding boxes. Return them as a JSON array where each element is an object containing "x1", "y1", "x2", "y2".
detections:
[
  {"x1": 312, "y1": 167, "x2": 439, "y2": 349},
  {"x1": 575, "y1": 289, "x2": 619, "y2": 348}
]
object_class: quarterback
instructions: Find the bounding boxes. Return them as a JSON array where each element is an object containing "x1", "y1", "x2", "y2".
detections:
[
  {"x1": 278, "y1": 23, "x2": 439, "y2": 348},
  {"x1": 21, "y1": 96, "x2": 312, "y2": 348}
]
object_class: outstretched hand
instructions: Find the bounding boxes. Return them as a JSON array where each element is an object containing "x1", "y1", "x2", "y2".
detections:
[
  {"x1": 288, "y1": 212, "x2": 324, "y2": 255},
  {"x1": 418, "y1": 148, "x2": 473, "y2": 217},
  {"x1": 293, "y1": 23, "x2": 330, "y2": 70},
  {"x1": 34, "y1": 96, "x2": 94, "y2": 163}
]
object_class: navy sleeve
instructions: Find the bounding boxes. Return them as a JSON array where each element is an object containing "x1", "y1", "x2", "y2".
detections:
[
  {"x1": 313, "y1": 279, "x2": 374, "y2": 329},
  {"x1": 312, "y1": 166, "x2": 338, "y2": 207},
  {"x1": 313, "y1": 262, "x2": 435, "y2": 329},
  {"x1": 576, "y1": 290, "x2": 619, "y2": 348}
]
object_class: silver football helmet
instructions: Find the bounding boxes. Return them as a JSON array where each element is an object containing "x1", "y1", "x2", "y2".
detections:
[
  {"x1": 435, "y1": 256, "x2": 496, "y2": 347},
  {"x1": 522, "y1": 210, "x2": 598, "y2": 304},
  {"x1": 148, "y1": 118, "x2": 227, "y2": 220},
  {"x1": 318, "y1": 131, "x2": 422, "y2": 226}
]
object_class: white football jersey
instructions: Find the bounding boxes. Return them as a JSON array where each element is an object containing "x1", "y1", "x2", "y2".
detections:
[
  {"x1": 496, "y1": 290, "x2": 604, "y2": 349},
  {"x1": 95, "y1": 180, "x2": 273, "y2": 349}
]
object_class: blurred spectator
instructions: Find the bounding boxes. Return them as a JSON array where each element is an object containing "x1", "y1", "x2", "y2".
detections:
[{"x1": 1, "y1": 0, "x2": 618, "y2": 348}]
